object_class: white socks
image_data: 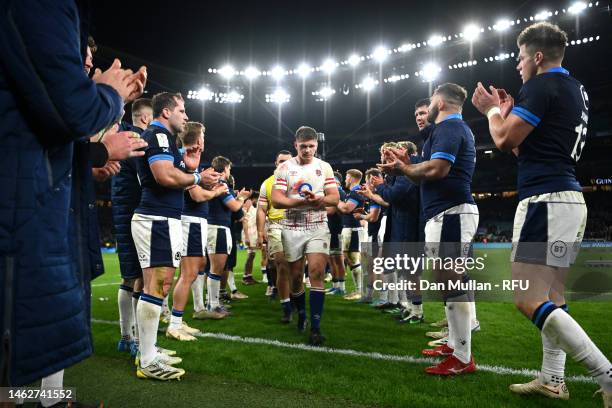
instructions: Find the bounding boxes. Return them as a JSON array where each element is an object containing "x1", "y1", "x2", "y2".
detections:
[
  {"x1": 228, "y1": 271, "x2": 237, "y2": 292},
  {"x1": 169, "y1": 310, "x2": 183, "y2": 331},
  {"x1": 118, "y1": 285, "x2": 134, "y2": 340},
  {"x1": 539, "y1": 328, "x2": 567, "y2": 385},
  {"x1": 137, "y1": 294, "x2": 163, "y2": 367},
  {"x1": 351, "y1": 264, "x2": 362, "y2": 292},
  {"x1": 447, "y1": 294, "x2": 471, "y2": 364},
  {"x1": 207, "y1": 274, "x2": 221, "y2": 309},
  {"x1": 40, "y1": 370, "x2": 64, "y2": 407},
  {"x1": 162, "y1": 295, "x2": 170, "y2": 317},
  {"x1": 388, "y1": 272, "x2": 399, "y2": 304},
  {"x1": 192, "y1": 273, "x2": 205, "y2": 312},
  {"x1": 132, "y1": 291, "x2": 140, "y2": 343},
  {"x1": 542, "y1": 308, "x2": 612, "y2": 392}
]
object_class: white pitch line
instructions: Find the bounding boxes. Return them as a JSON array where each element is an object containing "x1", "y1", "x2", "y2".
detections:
[
  {"x1": 91, "y1": 318, "x2": 594, "y2": 384},
  {"x1": 92, "y1": 282, "x2": 122, "y2": 287}
]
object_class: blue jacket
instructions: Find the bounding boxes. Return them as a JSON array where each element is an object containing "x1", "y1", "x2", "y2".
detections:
[
  {"x1": 376, "y1": 174, "x2": 421, "y2": 242},
  {"x1": 0, "y1": 0, "x2": 123, "y2": 386}
]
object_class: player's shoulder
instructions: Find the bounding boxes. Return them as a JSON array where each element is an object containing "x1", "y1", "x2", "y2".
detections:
[{"x1": 315, "y1": 157, "x2": 333, "y2": 170}]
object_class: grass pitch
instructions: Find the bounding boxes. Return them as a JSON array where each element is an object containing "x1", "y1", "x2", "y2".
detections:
[{"x1": 58, "y1": 249, "x2": 611, "y2": 407}]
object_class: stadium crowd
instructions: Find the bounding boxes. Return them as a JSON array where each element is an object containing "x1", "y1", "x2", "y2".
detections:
[{"x1": 1, "y1": 2, "x2": 611, "y2": 407}]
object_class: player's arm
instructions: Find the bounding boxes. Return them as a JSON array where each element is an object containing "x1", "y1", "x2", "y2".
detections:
[
  {"x1": 224, "y1": 189, "x2": 251, "y2": 212},
  {"x1": 336, "y1": 199, "x2": 357, "y2": 214},
  {"x1": 383, "y1": 155, "x2": 451, "y2": 184},
  {"x1": 150, "y1": 160, "x2": 199, "y2": 189},
  {"x1": 321, "y1": 165, "x2": 340, "y2": 207},
  {"x1": 186, "y1": 183, "x2": 227, "y2": 202},
  {"x1": 271, "y1": 188, "x2": 306, "y2": 209},
  {"x1": 365, "y1": 206, "x2": 381, "y2": 223},
  {"x1": 487, "y1": 114, "x2": 534, "y2": 152}
]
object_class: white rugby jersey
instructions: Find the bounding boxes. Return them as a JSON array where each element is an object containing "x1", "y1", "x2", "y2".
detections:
[{"x1": 273, "y1": 157, "x2": 335, "y2": 230}]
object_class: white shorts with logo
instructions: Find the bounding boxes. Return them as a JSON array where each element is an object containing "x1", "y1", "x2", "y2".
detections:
[
  {"x1": 424, "y1": 203, "x2": 479, "y2": 259},
  {"x1": 131, "y1": 213, "x2": 182, "y2": 268},
  {"x1": 282, "y1": 227, "x2": 331, "y2": 263},
  {"x1": 207, "y1": 224, "x2": 233, "y2": 255},
  {"x1": 181, "y1": 215, "x2": 208, "y2": 257},
  {"x1": 341, "y1": 227, "x2": 367, "y2": 253},
  {"x1": 511, "y1": 191, "x2": 587, "y2": 267}
]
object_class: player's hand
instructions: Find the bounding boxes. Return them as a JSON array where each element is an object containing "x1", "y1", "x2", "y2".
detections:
[
  {"x1": 302, "y1": 190, "x2": 325, "y2": 209},
  {"x1": 199, "y1": 167, "x2": 221, "y2": 188},
  {"x1": 257, "y1": 231, "x2": 267, "y2": 248},
  {"x1": 212, "y1": 183, "x2": 229, "y2": 196},
  {"x1": 125, "y1": 66, "x2": 147, "y2": 103},
  {"x1": 92, "y1": 59, "x2": 138, "y2": 102},
  {"x1": 183, "y1": 145, "x2": 202, "y2": 171},
  {"x1": 377, "y1": 147, "x2": 410, "y2": 175},
  {"x1": 101, "y1": 125, "x2": 148, "y2": 160},
  {"x1": 238, "y1": 188, "x2": 252, "y2": 199},
  {"x1": 92, "y1": 160, "x2": 121, "y2": 181},
  {"x1": 498, "y1": 88, "x2": 514, "y2": 119},
  {"x1": 471, "y1": 82, "x2": 501, "y2": 116}
]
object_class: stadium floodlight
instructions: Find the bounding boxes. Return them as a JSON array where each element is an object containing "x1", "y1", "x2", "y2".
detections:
[
  {"x1": 568, "y1": 1, "x2": 587, "y2": 14},
  {"x1": 361, "y1": 76, "x2": 377, "y2": 92},
  {"x1": 218, "y1": 65, "x2": 235, "y2": 79},
  {"x1": 462, "y1": 24, "x2": 481, "y2": 42},
  {"x1": 266, "y1": 88, "x2": 290, "y2": 104},
  {"x1": 493, "y1": 18, "x2": 512, "y2": 31},
  {"x1": 244, "y1": 66, "x2": 261, "y2": 80},
  {"x1": 428, "y1": 35, "x2": 444, "y2": 47},
  {"x1": 372, "y1": 46, "x2": 389, "y2": 62},
  {"x1": 347, "y1": 54, "x2": 361, "y2": 67},
  {"x1": 319, "y1": 86, "x2": 335, "y2": 100},
  {"x1": 223, "y1": 91, "x2": 243, "y2": 104},
  {"x1": 270, "y1": 65, "x2": 286, "y2": 80},
  {"x1": 534, "y1": 10, "x2": 551, "y2": 20},
  {"x1": 296, "y1": 63, "x2": 312, "y2": 78},
  {"x1": 422, "y1": 63, "x2": 441, "y2": 82},
  {"x1": 321, "y1": 58, "x2": 337, "y2": 74}
]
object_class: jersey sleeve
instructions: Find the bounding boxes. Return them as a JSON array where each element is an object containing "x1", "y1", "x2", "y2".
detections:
[
  {"x1": 258, "y1": 181, "x2": 269, "y2": 206},
  {"x1": 347, "y1": 189, "x2": 364, "y2": 208},
  {"x1": 322, "y1": 162, "x2": 336, "y2": 189},
  {"x1": 511, "y1": 78, "x2": 550, "y2": 127},
  {"x1": 145, "y1": 132, "x2": 174, "y2": 165},
  {"x1": 221, "y1": 185, "x2": 235, "y2": 207},
  {"x1": 273, "y1": 165, "x2": 288, "y2": 191},
  {"x1": 429, "y1": 125, "x2": 462, "y2": 164}
]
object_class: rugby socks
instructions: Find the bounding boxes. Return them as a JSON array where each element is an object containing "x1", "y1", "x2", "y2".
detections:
[
  {"x1": 292, "y1": 290, "x2": 307, "y2": 324},
  {"x1": 338, "y1": 278, "x2": 346, "y2": 291},
  {"x1": 227, "y1": 270, "x2": 237, "y2": 292},
  {"x1": 118, "y1": 284, "x2": 134, "y2": 340},
  {"x1": 411, "y1": 300, "x2": 423, "y2": 317},
  {"x1": 331, "y1": 278, "x2": 338, "y2": 289},
  {"x1": 137, "y1": 294, "x2": 163, "y2": 367},
  {"x1": 537, "y1": 302, "x2": 612, "y2": 392},
  {"x1": 40, "y1": 370, "x2": 64, "y2": 407},
  {"x1": 191, "y1": 271, "x2": 206, "y2": 313},
  {"x1": 169, "y1": 308, "x2": 184, "y2": 331},
  {"x1": 310, "y1": 288, "x2": 326, "y2": 331},
  {"x1": 445, "y1": 304, "x2": 454, "y2": 349},
  {"x1": 207, "y1": 273, "x2": 222, "y2": 308},
  {"x1": 281, "y1": 298, "x2": 292, "y2": 317},
  {"x1": 261, "y1": 266, "x2": 268, "y2": 283},
  {"x1": 351, "y1": 263, "x2": 362, "y2": 292},
  {"x1": 132, "y1": 291, "x2": 141, "y2": 342},
  {"x1": 162, "y1": 295, "x2": 170, "y2": 317},
  {"x1": 539, "y1": 304, "x2": 568, "y2": 386},
  {"x1": 446, "y1": 293, "x2": 471, "y2": 364},
  {"x1": 388, "y1": 272, "x2": 399, "y2": 305}
]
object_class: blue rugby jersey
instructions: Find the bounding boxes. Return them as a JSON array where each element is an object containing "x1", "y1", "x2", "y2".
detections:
[
  {"x1": 510, "y1": 67, "x2": 587, "y2": 200},
  {"x1": 341, "y1": 185, "x2": 365, "y2": 228},
  {"x1": 420, "y1": 114, "x2": 476, "y2": 220},
  {"x1": 134, "y1": 120, "x2": 187, "y2": 219},
  {"x1": 207, "y1": 180, "x2": 237, "y2": 227},
  {"x1": 182, "y1": 163, "x2": 210, "y2": 219}
]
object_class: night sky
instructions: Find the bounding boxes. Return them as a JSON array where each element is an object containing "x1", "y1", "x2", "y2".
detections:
[{"x1": 90, "y1": 0, "x2": 612, "y2": 158}]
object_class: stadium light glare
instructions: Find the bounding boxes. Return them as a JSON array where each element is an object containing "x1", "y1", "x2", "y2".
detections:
[
  {"x1": 422, "y1": 63, "x2": 441, "y2": 82},
  {"x1": 296, "y1": 63, "x2": 311, "y2": 78},
  {"x1": 197, "y1": 87, "x2": 214, "y2": 101},
  {"x1": 493, "y1": 19, "x2": 512, "y2": 31},
  {"x1": 218, "y1": 65, "x2": 235, "y2": 79},
  {"x1": 462, "y1": 24, "x2": 481, "y2": 41},
  {"x1": 319, "y1": 86, "x2": 335, "y2": 99},
  {"x1": 372, "y1": 46, "x2": 389, "y2": 62},
  {"x1": 428, "y1": 35, "x2": 444, "y2": 47},
  {"x1": 270, "y1": 65, "x2": 286, "y2": 80},
  {"x1": 321, "y1": 58, "x2": 337, "y2": 74},
  {"x1": 361, "y1": 77, "x2": 377, "y2": 92},
  {"x1": 266, "y1": 88, "x2": 290, "y2": 104},
  {"x1": 534, "y1": 10, "x2": 552, "y2": 20},
  {"x1": 568, "y1": 1, "x2": 588, "y2": 14},
  {"x1": 347, "y1": 54, "x2": 361, "y2": 67},
  {"x1": 224, "y1": 91, "x2": 243, "y2": 104},
  {"x1": 244, "y1": 66, "x2": 261, "y2": 80}
]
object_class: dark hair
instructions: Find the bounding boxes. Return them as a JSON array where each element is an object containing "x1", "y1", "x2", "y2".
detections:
[
  {"x1": 295, "y1": 126, "x2": 318, "y2": 141},
  {"x1": 88, "y1": 36, "x2": 97, "y2": 54},
  {"x1": 397, "y1": 141, "x2": 418, "y2": 155},
  {"x1": 414, "y1": 98, "x2": 430, "y2": 110},
  {"x1": 275, "y1": 150, "x2": 292, "y2": 160},
  {"x1": 365, "y1": 168, "x2": 382, "y2": 179},
  {"x1": 132, "y1": 98, "x2": 152, "y2": 118},
  {"x1": 333, "y1": 170, "x2": 342, "y2": 182},
  {"x1": 517, "y1": 22, "x2": 567, "y2": 61},
  {"x1": 434, "y1": 83, "x2": 467, "y2": 107},
  {"x1": 152, "y1": 92, "x2": 184, "y2": 118},
  {"x1": 179, "y1": 122, "x2": 205, "y2": 146},
  {"x1": 212, "y1": 155, "x2": 232, "y2": 173}
]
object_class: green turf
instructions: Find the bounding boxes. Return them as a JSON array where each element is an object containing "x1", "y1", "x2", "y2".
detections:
[{"x1": 63, "y1": 250, "x2": 611, "y2": 407}]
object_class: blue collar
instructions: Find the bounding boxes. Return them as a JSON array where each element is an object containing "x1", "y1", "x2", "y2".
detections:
[
  {"x1": 150, "y1": 120, "x2": 168, "y2": 131},
  {"x1": 350, "y1": 185, "x2": 360, "y2": 192},
  {"x1": 545, "y1": 67, "x2": 569, "y2": 75},
  {"x1": 439, "y1": 113, "x2": 463, "y2": 123}
]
